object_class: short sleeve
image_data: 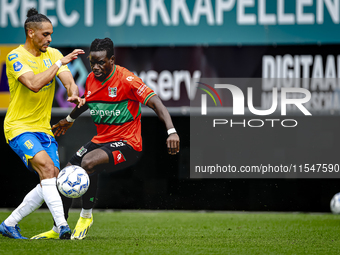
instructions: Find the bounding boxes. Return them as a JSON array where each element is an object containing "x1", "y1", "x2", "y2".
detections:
[
  {"x1": 6, "y1": 53, "x2": 33, "y2": 80},
  {"x1": 127, "y1": 74, "x2": 156, "y2": 105}
]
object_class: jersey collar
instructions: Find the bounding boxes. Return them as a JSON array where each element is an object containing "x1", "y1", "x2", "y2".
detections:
[{"x1": 101, "y1": 65, "x2": 116, "y2": 86}]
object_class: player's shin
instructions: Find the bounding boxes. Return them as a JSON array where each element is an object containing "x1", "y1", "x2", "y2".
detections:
[
  {"x1": 41, "y1": 177, "x2": 68, "y2": 228},
  {"x1": 81, "y1": 173, "x2": 98, "y2": 212},
  {"x1": 4, "y1": 184, "x2": 44, "y2": 226},
  {"x1": 52, "y1": 193, "x2": 72, "y2": 232},
  {"x1": 71, "y1": 174, "x2": 97, "y2": 240}
]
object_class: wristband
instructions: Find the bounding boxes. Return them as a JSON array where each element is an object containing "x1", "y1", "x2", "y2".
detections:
[
  {"x1": 55, "y1": 60, "x2": 62, "y2": 68},
  {"x1": 167, "y1": 128, "x2": 177, "y2": 136},
  {"x1": 66, "y1": 115, "x2": 75, "y2": 123}
]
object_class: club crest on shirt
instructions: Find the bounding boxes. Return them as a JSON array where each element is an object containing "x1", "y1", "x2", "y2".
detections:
[
  {"x1": 108, "y1": 86, "x2": 117, "y2": 98},
  {"x1": 43, "y1": 59, "x2": 52, "y2": 68}
]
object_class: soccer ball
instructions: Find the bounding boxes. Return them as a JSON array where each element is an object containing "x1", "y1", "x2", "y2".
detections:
[
  {"x1": 57, "y1": 165, "x2": 90, "y2": 198},
  {"x1": 330, "y1": 193, "x2": 340, "y2": 214}
]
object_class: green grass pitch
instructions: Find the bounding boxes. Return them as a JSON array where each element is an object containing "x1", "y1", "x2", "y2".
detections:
[{"x1": 0, "y1": 210, "x2": 340, "y2": 254}]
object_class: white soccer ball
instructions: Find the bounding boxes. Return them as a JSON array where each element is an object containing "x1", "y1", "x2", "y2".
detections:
[
  {"x1": 330, "y1": 193, "x2": 340, "y2": 214},
  {"x1": 57, "y1": 165, "x2": 90, "y2": 198}
]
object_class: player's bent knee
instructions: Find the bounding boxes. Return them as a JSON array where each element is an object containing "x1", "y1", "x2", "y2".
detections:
[
  {"x1": 40, "y1": 166, "x2": 57, "y2": 179},
  {"x1": 30, "y1": 150, "x2": 58, "y2": 178},
  {"x1": 81, "y1": 157, "x2": 96, "y2": 174},
  {"x1": 34, "y1": 161, "x2": 56, "y2": 179}
]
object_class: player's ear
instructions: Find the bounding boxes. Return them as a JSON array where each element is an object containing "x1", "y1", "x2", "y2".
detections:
[
  {"x1": 110, "y1": 55, "x2": 115, "y2": 65},
  {"x1": 27, "y1": 29, "x2": 34, "y2": 39}
]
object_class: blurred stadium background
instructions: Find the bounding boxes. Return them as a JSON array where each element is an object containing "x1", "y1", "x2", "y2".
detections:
[{"x1": 0, "y1": 0, "x2": 340, "y2": 212}]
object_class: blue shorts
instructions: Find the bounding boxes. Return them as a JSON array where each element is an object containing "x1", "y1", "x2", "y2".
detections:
[{"x1": 9, "y1": 132, "x2": 60, "y2": 172}]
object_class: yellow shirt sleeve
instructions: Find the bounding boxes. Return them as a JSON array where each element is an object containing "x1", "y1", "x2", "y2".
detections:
[{"x1": 6, "y1": 56, "x2": 33, "y2": 80}]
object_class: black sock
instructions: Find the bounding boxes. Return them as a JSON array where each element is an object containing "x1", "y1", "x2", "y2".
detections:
[{"x1": 82, "y1": 173, "x2": 98, "y2": 209}]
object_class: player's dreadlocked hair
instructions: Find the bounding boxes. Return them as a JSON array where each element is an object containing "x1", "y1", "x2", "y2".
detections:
[
  {"x1": 90, "y1": 38, "x2": 114, "y2": 58},
  {"x1": 24, "y1": 8, "x2": 51, "y2": 36}
]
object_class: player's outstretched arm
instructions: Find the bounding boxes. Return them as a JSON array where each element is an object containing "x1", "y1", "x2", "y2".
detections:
[
  {"x1": 147, "y1": 95, "x2": 180, "y2": 155},
  {"x1": 58, "y1": 71, "x2": 81, "y2": 106},
  {"x1": 18, "y1": 49, "x2": 84, "y2": 93},
  {"x1": 52, "y1": 97, "x2": 88, "y2": 137}
]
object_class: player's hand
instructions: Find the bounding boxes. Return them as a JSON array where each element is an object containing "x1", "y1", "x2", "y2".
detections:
[
  {"x1": 52, "y1": 118, "x2": 74, "y2": 137},
  {"x1": 67, "y1": 96, "x2": 86, "y2": 108},
  {"x1": 166, "y1": 133, "x2": 180, "y2": 155},
  {"x1": 61, "y1": 49, "x2": 85, "y2": 65}
]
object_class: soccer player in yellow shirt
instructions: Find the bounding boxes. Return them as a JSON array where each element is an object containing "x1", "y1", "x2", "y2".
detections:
[{"x1": 0, "y1": 8, "x2": 84, "y2": 239}]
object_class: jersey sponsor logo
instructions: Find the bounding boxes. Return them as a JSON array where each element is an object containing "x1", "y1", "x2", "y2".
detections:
[
  {"x1": 13, "y1": 61, "x2": 23, "y2": 72},
  {"x1": 24, "y1": 140, "x2": 34, "y2": 150},
  {"x1": 43, "y1": 59, "x2": 52, "y2": 68},
  {"x1": 76, "y1": 146, "x2": 87, "y2": 157},
  {"x1": 112, "y1": 150, "x2": 126, "y2": 165},
  {"x1": 87, "y1": 91, "x2": 91, "y2": 98},
  {"x1": 88, "y1": 101, "x2": 133, "y2": 125},
  {"x1": 108, "y1": 87, "x2": 117, "y2": 98},
  {"x1": 137, "y1": 84, "x2": 147, "y2": 96},
  {"x1": 126, "y1": 76, "x2": 134, "y2": 81},
  {"x1": 110, "y1": 142, "x2": 125, "y2": 148},
  {"x1": 90, "y1": 109, "x2": 121, "y2": 118},
  {"x1": 8, "y1": 53, "x2": 18, "y2": 61}
]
